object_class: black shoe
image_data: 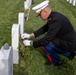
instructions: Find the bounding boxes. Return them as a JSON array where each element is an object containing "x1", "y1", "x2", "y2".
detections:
[
  {"x1": 45, "y1": 61, "x2": 62, "y2": 66},
  {"x1": 54, "y1": 61, "x2": 62, "y2": 66},
  {"x1": 68, "y1": 52, "x2": 76, "y2": 60},
  {"x1": 45, "y1": 62, "x2": 52, "y2": 65}
]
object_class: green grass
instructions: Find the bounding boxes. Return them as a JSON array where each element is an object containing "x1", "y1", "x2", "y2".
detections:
[
  {"x1": 0, "y1": 0, "x2": 76, "y2": 75},
  {"x1": 0, "y1": 0, "x2": 23, "y2": 47}
]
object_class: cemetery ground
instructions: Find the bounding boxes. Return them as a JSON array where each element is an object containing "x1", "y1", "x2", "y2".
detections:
[{"x1": 0, "y1": 0, "x2": 76, "y2": 75}]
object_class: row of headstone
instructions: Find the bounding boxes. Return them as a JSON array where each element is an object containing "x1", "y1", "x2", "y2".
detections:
[
  {"x1": 12, "y1": 13, "x2": 24, "y2": 64},
  {"x1": 66, "y1": 0, "x2": 76, "y2": 6},
  {"x1": 0, "y1": 0, "x2": 32, "y2": 75},
  {"x1": 0, "y1": 5, "x2": 25, "y2": 75},
  {"x1": 12, "y1": 0, "x2": 32, "y2": 64}
]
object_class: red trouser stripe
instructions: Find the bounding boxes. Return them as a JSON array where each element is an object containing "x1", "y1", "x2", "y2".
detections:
[{"x1": 41, "y1": 46, "x2": 52, "y2": 64}]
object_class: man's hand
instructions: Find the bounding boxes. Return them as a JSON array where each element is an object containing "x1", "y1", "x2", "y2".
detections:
[
  {"x1": 21, "y1": 33, "x2": 30, "y2": 39},
  {"x1": 23, "y1": 40, "x2": 32, "y2": 46},
  {"x1": 21, "y1": 33, "x2": 34, "y2": 39}
]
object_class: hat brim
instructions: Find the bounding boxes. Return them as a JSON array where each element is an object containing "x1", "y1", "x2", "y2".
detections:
[
  {"x1": 36, "y1": 14, "x2": 40, "y2": 17},
  {"x1": 36, "y1": 9, "x2": 42, "y2": 17}
]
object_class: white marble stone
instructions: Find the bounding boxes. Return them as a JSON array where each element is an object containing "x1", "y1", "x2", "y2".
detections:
[
  {"x1": 69, "y1": 0, "x2": 72, "y2": 3},
  {"x1": 18, "y1": 13, "x2": 24, "y2": 34},
  {"x1": 12, "y1": 24, "x2": 19, "y2": 64},
  {"x1": 67, "y1": 0, "x2": 69, "y2": 2},
  {"x1": 72, "y1": 0, "x2": 76, "y2": 6},
  {"x1": 0, "y1": 43, "x2": 13, "y2": 75},
  {"x1": 24, "y1": 0, "x2": 32, "y2": 21}
]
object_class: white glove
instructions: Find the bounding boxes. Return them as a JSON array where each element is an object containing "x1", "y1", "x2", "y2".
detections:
[
  {"x1": 23, "y1": 40, "x2": 32, "y2": 46},
  {"x1": 21, "y1": 33, "x2": 30, "y2": 39}
]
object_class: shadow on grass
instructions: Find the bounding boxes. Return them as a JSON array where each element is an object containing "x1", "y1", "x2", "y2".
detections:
[{"x1": 44, "y1": 61, "x2": 74, "y2": 75}]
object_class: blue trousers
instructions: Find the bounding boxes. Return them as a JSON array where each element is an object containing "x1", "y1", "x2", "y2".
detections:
[{"x1": 42, "y1": 43, "x2": 71, "y2": 64}]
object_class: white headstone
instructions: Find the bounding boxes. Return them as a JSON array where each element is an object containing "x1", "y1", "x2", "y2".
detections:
[
  {"x1": 24, "y1": 0, "x2": 32, "y2": 21},
  {"x1": 24, "y1": 1, "x2": 29, "y2": 10},
  {"x1": 18, "y1": 13, "x2": 24, "y2": 34},
  {"x1": 24, "y1": 0, "x2": 32, "y2": 10},
  {"x1": 26, "y1": 0, "x2": 32, "y2": 8},
  {"x1": 67, "y1": 0, "x2": 69, "y2": 2},
  {"x1": 72, "y1": 0, "x2": 76, "y2": 6},
  {"x1": 69, "y1": 0, "x2": 72, "y2": 3},
  {"x1": 12, "y1": 24, "x2": 19, "y2": 64},
  {"x1": 0, "y1": 43, "x2": 13, "y2": 75}
]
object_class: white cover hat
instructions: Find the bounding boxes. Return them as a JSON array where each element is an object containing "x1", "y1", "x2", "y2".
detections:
[{"x1": 32, "y1": 0, "x2": 49, "y2": 15}]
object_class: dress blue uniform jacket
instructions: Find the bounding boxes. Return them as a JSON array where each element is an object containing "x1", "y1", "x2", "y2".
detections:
[{"x1": 33, "y1": 12, "x2": 76, "y2": 52}]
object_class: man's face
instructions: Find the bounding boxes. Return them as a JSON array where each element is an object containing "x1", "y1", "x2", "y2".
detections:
[
  {"x1": 39, "y1": 10, "x2": 47, "y2": 20},
  {"x1": 39, "y1": 8, "x2": 49, "y2": 20}
]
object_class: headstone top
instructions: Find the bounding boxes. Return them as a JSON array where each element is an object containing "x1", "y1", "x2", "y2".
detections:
[{"x1": 3, "y1": 43, "x2": 9, "y2": 50}]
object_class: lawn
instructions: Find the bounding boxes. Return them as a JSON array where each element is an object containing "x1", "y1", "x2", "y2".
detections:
[{"x1": 0, "y1": 0, "x2": 76, "y2": 75}]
